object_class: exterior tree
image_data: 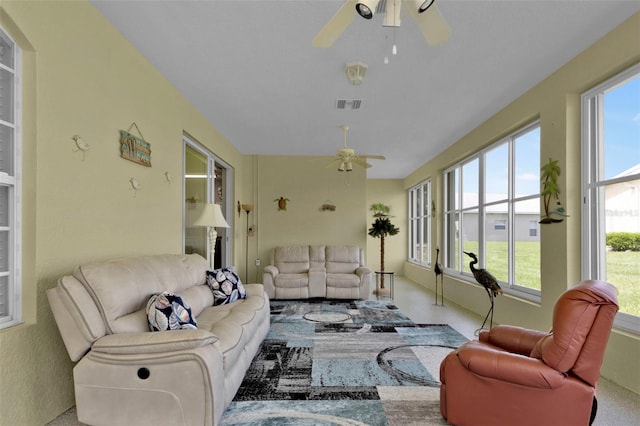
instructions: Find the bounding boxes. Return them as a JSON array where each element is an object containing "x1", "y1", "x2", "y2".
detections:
[{"x1": 368, "y1": 203, "x2": 399, "y2": 289}]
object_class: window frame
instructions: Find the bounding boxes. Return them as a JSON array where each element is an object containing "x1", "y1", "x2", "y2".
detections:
[
  {"x1": 183, "y1": 136, "x2": 233, "y2": 269},
  {"x1": 443, "y1": 121, "x2": 541, "y2": 302},
  {"x1": 581, "y1": 63, "x2": 640, "y2": 333},
  {"x1": 0, "y1": 27, "x2": 22, "y2": 329},
  {"x1": 408, "y1": 179, "x2": 432, "y2": 266}
]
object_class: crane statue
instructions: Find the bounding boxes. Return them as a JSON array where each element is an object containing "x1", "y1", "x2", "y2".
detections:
[
  {"x1": 434, "y1": 246, "x2": 444, "y2": 306},
  {"x1": 463, "y1": 251, "x2": 503, "y2": 331}
]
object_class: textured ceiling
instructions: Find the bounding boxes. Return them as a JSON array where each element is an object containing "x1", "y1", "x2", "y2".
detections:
[{"x1": 91, "y1": 0, "x2": 640, "y2": 178}]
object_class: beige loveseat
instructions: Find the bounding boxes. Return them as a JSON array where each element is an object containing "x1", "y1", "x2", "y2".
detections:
[
  {"x1": 47, "y1": 254, "x2": 270, "y2": 426},
  {"x1": 262, "y1": 245, "x2": 371, "y2": 299}
]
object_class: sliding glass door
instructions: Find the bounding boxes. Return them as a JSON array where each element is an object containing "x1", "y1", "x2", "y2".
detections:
[{"x1": 183, "y1": 136, "x2": 232, "y2": 269}]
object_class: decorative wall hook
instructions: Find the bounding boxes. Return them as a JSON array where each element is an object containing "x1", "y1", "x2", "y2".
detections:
[
  {"x1": 72, "y1": 135, "x2": 89, "y2": 160},
  {"x1": 129, "y1": 177, "x2": 142, "y2": 196}
]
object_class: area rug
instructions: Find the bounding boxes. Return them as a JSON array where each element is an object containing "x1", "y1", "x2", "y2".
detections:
[{"x1": 220, "y1": 299, "x2": 468, "y2": 425}]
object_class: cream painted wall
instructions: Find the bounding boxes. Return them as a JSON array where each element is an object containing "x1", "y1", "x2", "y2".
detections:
[
  {"x1": 0, "y1": 1, "x2": 248, "y2": 424},
  {"x1": 404, "y1": 13, "x2": 640, "y2": 394},
  {"x1": 366, "y1": 179, "x2": 406, "y2": 274},
  {"x1": 251, "y1": 156, "x2": 368, "y2": 281}
]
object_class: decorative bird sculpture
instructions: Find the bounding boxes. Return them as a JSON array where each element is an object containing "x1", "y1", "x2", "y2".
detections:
[
  {"x1": 434, "y1": 246, "x2": 444, "y2": 306},
  {"x1": 463, "y1": 251, "x2": 502, "y2": 331}
]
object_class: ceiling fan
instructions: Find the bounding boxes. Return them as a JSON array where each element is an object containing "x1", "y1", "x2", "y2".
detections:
[
  {"x1": 325, "y1": 125, "x2": 386, "y2": 172},
  {"x1": 313, "y1": 0, "x2": 451, "y2": 48}
]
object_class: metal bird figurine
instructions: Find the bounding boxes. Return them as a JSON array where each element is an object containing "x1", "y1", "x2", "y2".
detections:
[
  {"x1": 434, "y1": 246, "x2": 444, "y2": 306},
  {"x1": 463, "y1": 251, "x2": 503, "y2": 331}
]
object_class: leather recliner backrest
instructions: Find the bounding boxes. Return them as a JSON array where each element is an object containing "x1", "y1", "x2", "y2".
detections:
[{"x1": 532, "y1": 280, "x2": 618, "y2": 386}]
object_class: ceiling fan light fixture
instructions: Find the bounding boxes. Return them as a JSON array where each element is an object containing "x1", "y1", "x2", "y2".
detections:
[
  {"x1": 345, "y1": 61, "x2": 368, "y2": 85},
  {"x1": 416, "y1": 0, "x2": 436, "y2": 13},
  {"x1": 355, "y1": 0, "x2": 379, "y2": 19}
]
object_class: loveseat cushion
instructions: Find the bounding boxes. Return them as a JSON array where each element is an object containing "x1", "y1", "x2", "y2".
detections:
[
  {"x1": 326, "y1": 246, "x2": 361, "y2": 273},
  {"x1": 206, "y1": 267, "x2": 247, "y2": 306},
  {"x1": 274, "y1": 246, "x2": 310, "y2": 274}
]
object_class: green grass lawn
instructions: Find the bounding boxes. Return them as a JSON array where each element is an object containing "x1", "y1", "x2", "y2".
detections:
[{"x1": 457, "y1": 242, "x2": 638, "y2": 316}]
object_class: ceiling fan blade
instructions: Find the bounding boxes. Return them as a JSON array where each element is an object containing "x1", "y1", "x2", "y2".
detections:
[
  {"x1": 406, "y1": 2, "x2": 451, "y2": 46},
  {"x1": 312, "y1": 0, "x2": 358, "y2": 48},
  {"x1": 359, "y1": 154, "x2": 386, "y2": 160},
  {"x1": 324, "y1": 158, "x2": 342, "y2": 168},
  {"x1": 353, "y1": 158, "x2": 373, "y2": 168}
]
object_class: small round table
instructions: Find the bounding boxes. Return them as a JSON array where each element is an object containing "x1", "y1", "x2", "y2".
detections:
[{"x1": 375, "y1": 271, "x2": 394, "y2": 300}]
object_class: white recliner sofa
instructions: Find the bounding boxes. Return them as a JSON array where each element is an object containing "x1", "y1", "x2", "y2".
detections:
[
  {"x1": 47, "y1": 254, "x2": 270, "y2": 426},
  {"x1": 262, "y1": 245, "x2": 371, "y2": 299}
]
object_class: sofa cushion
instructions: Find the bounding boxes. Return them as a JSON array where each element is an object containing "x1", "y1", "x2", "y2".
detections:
[
  {"x1": 206, "y1": 267, "x2": 247, "y2": 306},
  {"x1": 73, "y1": 254, "x2": 208, "y2": 334},
  {"x1": 146, "y1": 292, "x2": 198, "y2": 331}
]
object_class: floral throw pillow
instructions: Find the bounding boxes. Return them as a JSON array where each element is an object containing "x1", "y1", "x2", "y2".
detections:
[
  {"x1": 206, "y1": 267, "x2": 247, "y2": 306},
  {"x1": 146, "y1": 291, "x2": 197, "y2": 331}
]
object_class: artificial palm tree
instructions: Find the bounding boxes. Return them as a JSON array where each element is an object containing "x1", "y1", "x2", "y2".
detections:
[{"x1": 368, "y1": 203, "x2": 399, "y2": 289}]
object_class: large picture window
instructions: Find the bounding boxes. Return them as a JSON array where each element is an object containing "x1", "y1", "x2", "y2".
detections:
[
  {"x1": 444, "y1": 122, "x2": 541, "y2": 298},
  {"x1": 582, "y1": 64, "x2": 640, "y2": 332},
  {"x1": 0, "y1": 28, "x2": 21, "y2": 329},
  {"x1": 408, "y1": 179, "x2": 431, "y2": 266}
]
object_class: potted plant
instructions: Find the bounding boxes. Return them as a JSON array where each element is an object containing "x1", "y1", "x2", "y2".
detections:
[
  {"x1": 539, "y1": 158, "x2": 569, "y2": 224},
  {"x1": 368, "y1": 203, "x2": 399, "y2": 291}
]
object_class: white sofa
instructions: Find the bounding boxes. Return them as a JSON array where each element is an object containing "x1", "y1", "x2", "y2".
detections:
[
  {"x1": 47, "y1": 254, "x2": 270, "y2": 426},
  {"x1": 262, "y1": 245, "x2": 371, "y2": 299}
]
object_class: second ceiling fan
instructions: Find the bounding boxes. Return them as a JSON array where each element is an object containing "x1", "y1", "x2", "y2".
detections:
[
  {"x1": 326, "y1": 125, "x2": 385, "y2": 172},
  {"x1": 313, "y1": 0, "x2": 451, "y2": 48}
]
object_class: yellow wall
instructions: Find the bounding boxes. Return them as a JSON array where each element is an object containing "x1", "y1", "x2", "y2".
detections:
[
  {"x1": 404, "y1": 12, "x2": 640, "y2": 394},
  {"x1": 0, "y1": 1, "x2": 247, "y2": 424}
]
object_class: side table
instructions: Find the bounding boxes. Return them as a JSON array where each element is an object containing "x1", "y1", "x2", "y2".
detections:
[{"x1": 375, "y1": 271, "x2": 394, "y2": 300}]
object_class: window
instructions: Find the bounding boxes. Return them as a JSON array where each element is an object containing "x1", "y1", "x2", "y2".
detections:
[
  {"x1": 408, "y1": 179, "x2": 431, "y2": 266},
  {"x1": 183, "y1": 137, "x2": 232, "y2": 269},
  {"x1": 444, "y1": 122, "x2": 541, "y2": 298},
  {"x1": 582, "y1": 64, "x2": 640, "y2": 332},
  {"x1": 0, "y1": 28, "x2": 21, "y2": 329}
]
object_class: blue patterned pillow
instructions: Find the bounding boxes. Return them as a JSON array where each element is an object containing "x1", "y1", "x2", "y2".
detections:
[
  {"x1": 206, "y1": 267, "x2": 247, "y2": 306},
  {"x1": 146, "y1": 292, "x2": 197, "y2": 331}
]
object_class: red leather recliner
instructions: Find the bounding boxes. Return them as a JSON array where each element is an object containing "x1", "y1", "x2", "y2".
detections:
[{"x1": 439, "y1": 280, "x2": 618, "y2": 426}]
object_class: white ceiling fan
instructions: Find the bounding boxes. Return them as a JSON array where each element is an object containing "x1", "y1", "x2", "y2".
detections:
[
  {"x1": 325, "y1": 125, "x2": 386, "y2": 172},
  {"x1": 313, "y1": 0, "x2": 451, "y2": 48}
]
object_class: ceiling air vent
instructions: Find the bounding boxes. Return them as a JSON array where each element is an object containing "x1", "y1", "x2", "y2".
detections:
[{"x1": 336, "y1": 99, "x2": 363, "y2": 110}]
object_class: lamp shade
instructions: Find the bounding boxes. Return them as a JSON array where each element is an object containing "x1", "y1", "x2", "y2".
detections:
[{"x1": 192, "y1": 203, "x2": 230, "y2": 228}]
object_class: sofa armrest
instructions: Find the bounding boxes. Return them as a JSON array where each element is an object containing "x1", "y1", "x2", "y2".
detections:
[
  {"x1": 356, "y1": 267, "x2": 371, "y2": 277},
  {"x1": 263, "y1": 265, "x2": 279, "y2": 278},
  {"x1": 91, "y1": 329, "x2": 219, "y2": 355},
  {"x1": 262, "y1": 266, "x2": 279, "y2": 298},
  {"x1": 480, "y1": 324, "x2": 549, "y2": 356},
  {"x1": 457, "y1": 341, "x2": 565, "y2": 389}
]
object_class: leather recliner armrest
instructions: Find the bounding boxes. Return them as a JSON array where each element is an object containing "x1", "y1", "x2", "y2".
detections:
[
  {"x1": 480, "y1": 324, "x2": 550, "y2": 356},
  {"x1": 457, "y1": 341, "x2": 566, "y2": 389},
  {"x1": 91, "y1": 329, "x2": 219, "y2": 355}
]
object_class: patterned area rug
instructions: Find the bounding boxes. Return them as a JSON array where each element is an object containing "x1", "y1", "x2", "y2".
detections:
[{"x1": 220, "y1": 300, "x2": 468, "y2": 425}]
